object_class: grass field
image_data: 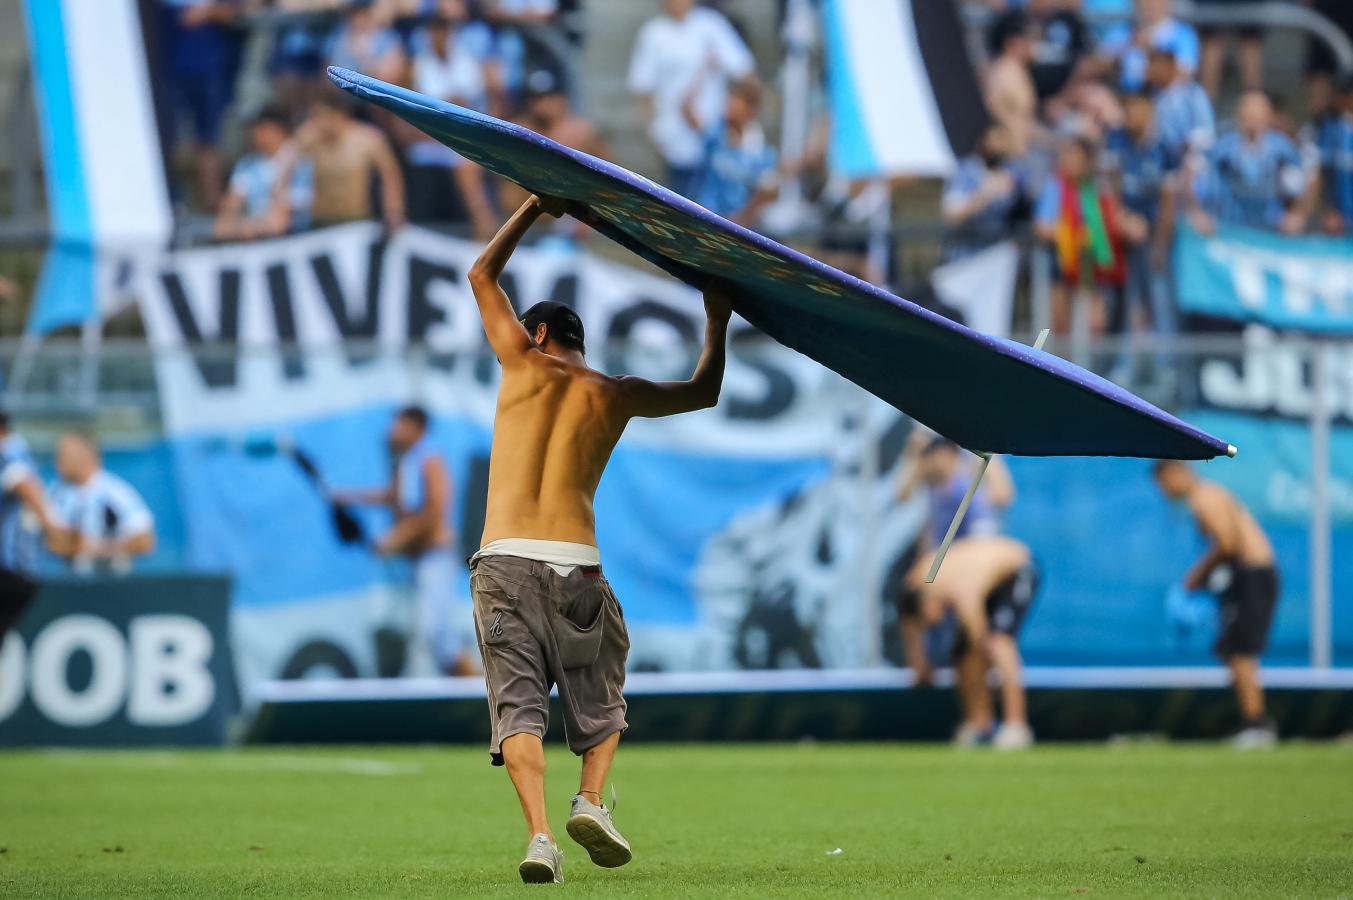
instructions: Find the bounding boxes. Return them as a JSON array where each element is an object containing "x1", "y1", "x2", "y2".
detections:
[{"x1": 2, "y1": 743, "x2": 1351, "y2": 898}]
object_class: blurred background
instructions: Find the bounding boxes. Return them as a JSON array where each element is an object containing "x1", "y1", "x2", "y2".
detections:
[{"x1": 0, "y1": 0, "x2": 1348, "y2": 748}]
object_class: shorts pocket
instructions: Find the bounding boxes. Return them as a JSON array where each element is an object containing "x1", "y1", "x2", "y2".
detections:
[
  {"x1": 470, "y1": 574, "x2": 534, "y2": 649},
  {"x1": 551, "y1": 578, "x2": 605, "y2": 670}
]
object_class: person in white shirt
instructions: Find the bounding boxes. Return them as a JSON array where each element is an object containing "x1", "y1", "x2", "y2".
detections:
[
  {"x1": 627, "y1": 0, "x2": 755, "y2": 195},
  {"x1": 49, "y1": 433, "x2": 156, "y2": 574},
  {"x1": 412, "y1": 11, "x2": 491, "y2": 111}
]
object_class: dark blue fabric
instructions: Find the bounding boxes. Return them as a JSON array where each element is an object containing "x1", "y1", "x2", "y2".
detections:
[{"x1": 328, "y1": 67, "x2": 1231, "y2": 460}]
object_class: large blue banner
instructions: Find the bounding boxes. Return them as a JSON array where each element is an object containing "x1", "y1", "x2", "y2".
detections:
[
  {"x1": 1176, "y1": 222, "x2": 1353, "y2": 332},
  {"x1": 125, "y1": 227, "x2": 1351, "y2": 700},
  {"x1": 135, "y1": 224, "x2": 884, "y2": 694}
]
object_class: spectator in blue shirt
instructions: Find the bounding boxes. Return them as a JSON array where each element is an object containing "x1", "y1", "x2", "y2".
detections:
[
  {"x1": 1104, "y1": 91, "x2": 1177, "y2": 386},
  {"x1": 940, "y1": 125, "x2": 1030, "y2": 262},
  {"x1": 1099, "y1": 0, "x2": 1199, "y2": 92},
  {"x1": 215, "y1": 108, "x2": 314, "y2": 241},
  {"x1": 327, "y1": 0, "x2": 407, "y2": 86},
  {"x1": 685, "y1": 76, "x2": 779, "y2": 225},
  {"x1": 1191, "y1": 92, "x2": 1313, "y2": 235},
  {"x1": 1316, "y1": 76, "x2": 1353, "y2": 235},
  {"x1": 1146, "y1": 47, "x2": 1214, "y2": 166}
]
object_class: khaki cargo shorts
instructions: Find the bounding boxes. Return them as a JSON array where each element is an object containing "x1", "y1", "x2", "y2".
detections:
[{"x1": 469, "y1": 554, "x2": 630, "y2": 766}]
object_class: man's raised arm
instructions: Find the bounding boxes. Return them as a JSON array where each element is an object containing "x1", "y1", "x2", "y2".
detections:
[
  {"x1": 467, "y1": 195, "x2": 564, "y2": 363},
  {"x1": 620, "y1": 288, "x2": 732, "y2": 418}
]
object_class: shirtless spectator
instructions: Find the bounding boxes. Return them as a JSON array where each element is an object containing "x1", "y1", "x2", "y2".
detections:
[
  {"x1": 911, "y1": 536, "x2": 1040, "y2": 750},
  {"x1": 985, "y1": 11, "x2": 1040, "y2": 157},
  {"x1": 1154, "y1": 460, "x2": 1280, "y2": 748},
  {"x1": 279, "y1": 96, "x2": 406, "y2": 230},
  {"x1": 501, "y1": 68, "x2": 607, "y2": 234}
]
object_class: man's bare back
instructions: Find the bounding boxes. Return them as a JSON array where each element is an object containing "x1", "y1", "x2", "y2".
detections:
[
  {"x1": 469, "y1": 195, "x2": 732, "y2": 549},
  {"x1": 481, "y1": 353, "x2": 628, "y2": 546},
  {"x1": 1189, "y1": 481, "x2": 1275, "y2": 569},
  {"x1": 922, "y1": 536, "x2": 1031, "y2": 634}
]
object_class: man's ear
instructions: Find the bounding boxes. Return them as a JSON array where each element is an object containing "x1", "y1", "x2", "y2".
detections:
[{"x1": 534, "y1": 322, "x2": 549, "y2": 346}]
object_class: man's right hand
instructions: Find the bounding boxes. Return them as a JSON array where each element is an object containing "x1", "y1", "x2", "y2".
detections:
[
  {"x1": 533, "y1": 194, "x2": 568, "y2": 218},
  {"x1": 703, "y1": 287, "x2": 734, "y2": 326}
]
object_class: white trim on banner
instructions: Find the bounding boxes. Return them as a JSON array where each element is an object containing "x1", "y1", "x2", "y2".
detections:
[
  {"x1": 828, "y1": 0, "x2": 954, "y2": 177},
  {"x1": 253, "y1": 666, "x2": 1353, "y2": 704},
  {"x1": 63, "y1": 0, "x2": 172, "y2": 244}
]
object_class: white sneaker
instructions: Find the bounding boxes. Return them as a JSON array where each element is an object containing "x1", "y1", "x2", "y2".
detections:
[
  {"x1": 519, "y1": 833, "x2": 563, "y2": 884},
  {"x1": 566, "y1": 793, "x2": 632, "y2": 868},
  {"x1": 1231, "y1": 725, "x2": 1277, "y2": 750},
  {"x1": 993, "y1": 722, "x2": 1034, "y2": 750}
]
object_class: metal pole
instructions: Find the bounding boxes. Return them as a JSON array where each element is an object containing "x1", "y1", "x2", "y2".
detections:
[
  {"x1": 1030, "y1": 244, "x2": 1052, "y2": 339},
  {"x1": 857, "y1": 393, "x2": 882, "y2": 668},
  {"x1": 777, "y1": 0, "x2": 814, "y2": 210},
  {"x1": 1309, "y1": 340, "x2": 1332, "y2": 669},
  {"x1": 866, "y1": 180, "x2": 891, "y2": 286}
]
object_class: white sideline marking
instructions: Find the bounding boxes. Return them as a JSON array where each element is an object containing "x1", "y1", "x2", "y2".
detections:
[
  {"x1": 925, "y1": 329, "x2": 1049, "y2": 583},
  {"x1": 42, "y1": 751, "x2": 421, "y2": 776}
]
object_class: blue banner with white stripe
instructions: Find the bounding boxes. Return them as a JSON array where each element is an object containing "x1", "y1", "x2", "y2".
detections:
[
  {"x1": 1176, "y1": 222, "x2": 1353, "y2": 333},
  {"x1": 21, "y1": 0, "x2": 171, "y2": 333},
  {"x1": 822, "y1": 0, "x2": 985, "y2": 178}
]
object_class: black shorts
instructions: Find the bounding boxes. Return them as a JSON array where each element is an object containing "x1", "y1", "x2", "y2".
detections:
[
  {"x1": 952, "y1": 563, "x2": 1040, "y2": 660},
  {"x1": 1215, "y1": 564, "x2": 1278, "y2": 658},
  {"x1": 0, "y1": 567, "x2": 39, "y2": 636},
  {"x1": 1193, "y1": 0, "x2": 1263, "y2": 40}
]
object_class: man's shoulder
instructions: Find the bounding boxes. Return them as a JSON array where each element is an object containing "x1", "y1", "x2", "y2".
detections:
[
  {"x1": 91, "y1": 469, "x2": 136, "y2": 495},
  {"x1": 1190, "y1": 480, "x2": 1233, "y2": 511}
]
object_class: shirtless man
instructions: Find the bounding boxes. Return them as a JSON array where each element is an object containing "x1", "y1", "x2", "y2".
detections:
[
  {"x1": 909, "y1": 536, "x2": 1039, "y2": 750},
  {"x1": 467, "y1": 194, "x2": 731, "y2": 883},
  {"x1": 894, "y1": 432, "x2": 1013, "y2": 684},
  {"x1": 985, "y1": 10, "x2": 1040, "y2": 157},
  {"x1": 279, "y1": 96, "x2": 406, "y2": 229},
  {"x1": 1153, "y1": 460, "x2": 1279, "y2": 747}
]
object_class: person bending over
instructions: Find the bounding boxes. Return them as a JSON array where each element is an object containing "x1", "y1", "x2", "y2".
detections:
[
  {"x1": 467, "y1": 194, "x2": 731, "y2": 883},
  {"x1": 903, "y1": 536, "x2": 1039, "y2": 749}
]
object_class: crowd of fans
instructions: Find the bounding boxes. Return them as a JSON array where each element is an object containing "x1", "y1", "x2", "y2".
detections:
[
  {"x1": 949, "y1": 0, "x2": 1353, "y2": 386},
  {"x1": 164, "y1": 0, "x2": 774, "y2": 245},
  {"x1": 159, "y1": 0, "x2": 1353, "y2": 385},
  {"x1": 160, "y1": 0, "x2": 583, "y2": 242}
]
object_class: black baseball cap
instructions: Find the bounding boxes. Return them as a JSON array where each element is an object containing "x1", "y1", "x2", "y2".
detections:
[
  {"x1": 520, "y1": 301, "x2": 585, "y2": 352},
  {"x1": 524, "y1": 68, "x2": 564, "y2": 100}
]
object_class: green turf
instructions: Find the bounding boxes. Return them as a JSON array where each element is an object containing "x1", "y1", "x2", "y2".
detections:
[{"x1": 1, "y1": 743, "x2": 1350, "y2": 898}]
